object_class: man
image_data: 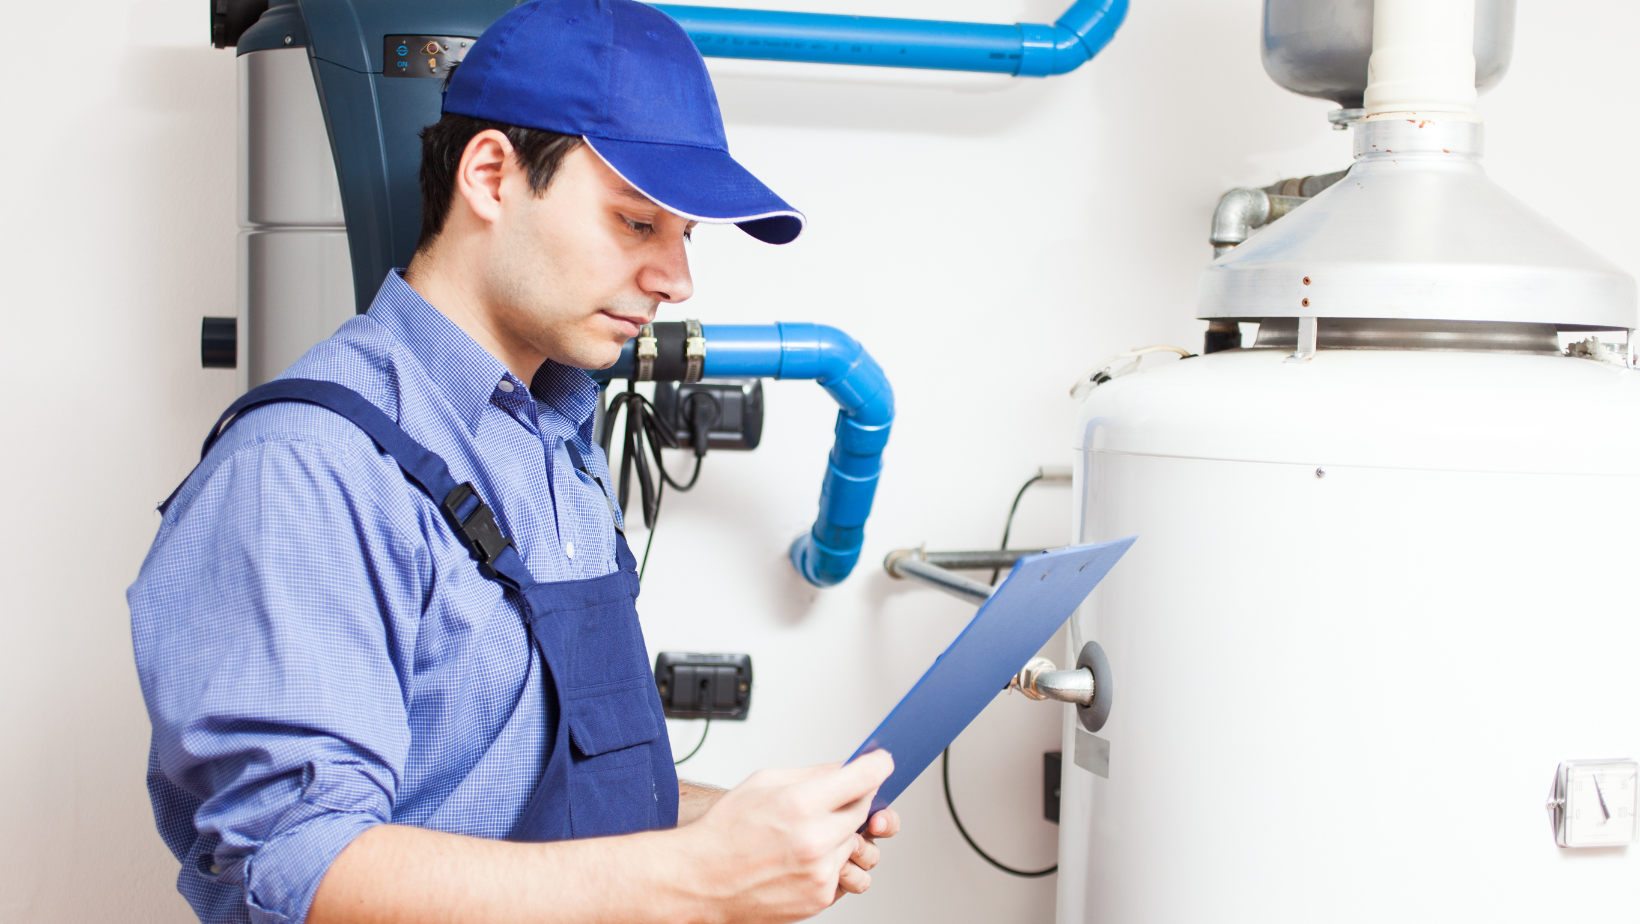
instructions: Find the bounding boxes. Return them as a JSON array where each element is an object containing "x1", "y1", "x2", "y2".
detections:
[{"x1": 130, "y1": 1, "x2": 899, "y2": 921}]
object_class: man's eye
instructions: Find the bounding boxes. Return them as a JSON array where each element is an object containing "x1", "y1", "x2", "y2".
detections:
[{"x1": 622, "y1": 216, "x2": 655, "y2": 236}]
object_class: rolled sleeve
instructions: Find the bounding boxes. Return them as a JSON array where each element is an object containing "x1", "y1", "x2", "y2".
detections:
[
  {"x1": 242, "y1": 764, "x2": 387, "y2": 924},
  {"x1": 132, "y1": 421, "x2": 430, "y2": 923}
]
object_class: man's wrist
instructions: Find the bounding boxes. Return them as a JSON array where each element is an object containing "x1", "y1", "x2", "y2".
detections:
[
  {"x1": 677, "y1": 780, "x2": 728, "y2": 826},
  {"x1": 626, "y1": 824, "x2": 724, "y2": 924}
]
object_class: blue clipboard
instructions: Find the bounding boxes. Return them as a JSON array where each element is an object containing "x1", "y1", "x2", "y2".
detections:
[{"x1": 846, "y1": 538, "x2": 1136, "y2": 818}]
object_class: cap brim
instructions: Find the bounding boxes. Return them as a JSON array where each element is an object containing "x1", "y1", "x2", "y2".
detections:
[{"x1": 585, "y1": 137, "x2": 805, "y2": 245}]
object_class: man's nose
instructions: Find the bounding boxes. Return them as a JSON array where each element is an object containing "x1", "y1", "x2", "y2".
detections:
[{"x1": 639, "y1": 237, "x2": 694, "y2": 304}]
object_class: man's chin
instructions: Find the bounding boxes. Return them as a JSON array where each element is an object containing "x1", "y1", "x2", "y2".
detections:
[{"x1": 566, "y1": 336, "x2": 630, "y2": 372}]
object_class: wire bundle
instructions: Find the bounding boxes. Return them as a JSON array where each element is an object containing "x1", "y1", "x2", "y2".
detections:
[{"x1": 599, "y1": 382, "x2": 721, "y2": 577}]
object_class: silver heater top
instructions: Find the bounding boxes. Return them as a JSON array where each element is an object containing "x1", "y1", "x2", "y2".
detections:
[{"x1": 1202, "y1": 1, "x2": 1636, "y2": 332}]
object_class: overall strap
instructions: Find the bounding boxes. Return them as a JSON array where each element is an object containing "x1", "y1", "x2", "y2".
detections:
[{"x1": 160, "y1": 379, "x2": 539, "y2": 593}]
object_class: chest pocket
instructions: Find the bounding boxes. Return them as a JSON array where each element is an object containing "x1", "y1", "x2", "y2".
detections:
[
  {"x1": 544, "y1": 589, "x2": 664, "y2": 837},
  {"x1": 564, "y1": 682, "x2": 662, "y2": 835}
]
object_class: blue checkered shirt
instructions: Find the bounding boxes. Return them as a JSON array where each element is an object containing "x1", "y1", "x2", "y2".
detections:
[{"x1": 130, "y1": 271, "x2": 622, "y2": 924}]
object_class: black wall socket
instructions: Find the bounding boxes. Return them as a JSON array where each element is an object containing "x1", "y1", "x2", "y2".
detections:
[
  {"x1": 654, "y1": 652, "x2": 752, "y2": 720},
  {"x1": 1044, "y1": 750, "x2": 1062, "y2": 824}
]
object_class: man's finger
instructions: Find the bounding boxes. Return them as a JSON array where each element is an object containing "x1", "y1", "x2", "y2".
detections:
[
  {"x1": 850, "y1": 835, "x2": 881, "y2": 872},
  {"x1": 746, "y1": 762, "x2": 841, "y2": 790},
  {"x1": 837, "y1": 861, "x2": 872, "y2": 895},
  {"x1": 867, "y1": 807, "x2": 901, "y2": 838},
  {"x1": 797, "y1": 750, "x2": 894, "y2": 812}
]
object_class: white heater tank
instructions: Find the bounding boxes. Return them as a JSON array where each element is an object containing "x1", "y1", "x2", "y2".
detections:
[{"x1": 1058, "y1": 344, "x2": 1640, "y2": 922}]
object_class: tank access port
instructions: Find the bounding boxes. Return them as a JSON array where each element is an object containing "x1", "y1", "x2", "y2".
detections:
[
  {"x1": 1010, "y1": 657, "x2": 1093, "y2": 705},
  {"x1": 1008, "y1": 642, "x2": 1113, "y2": 733},
  {"x1": 884, "y1": 546, "x2": 1114, "y2": 732}
]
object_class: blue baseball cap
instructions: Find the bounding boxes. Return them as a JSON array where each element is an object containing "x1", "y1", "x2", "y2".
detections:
[{"x1": 443, "y1": 0, "x2": 804, "y2": 245}]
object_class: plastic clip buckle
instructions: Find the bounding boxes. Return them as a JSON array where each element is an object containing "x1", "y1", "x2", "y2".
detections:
[{"x1": 441, "y1": 482, "x2": 514, "y2": 568}]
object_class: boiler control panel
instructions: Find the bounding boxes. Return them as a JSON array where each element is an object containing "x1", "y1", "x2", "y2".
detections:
[{"x1": 383, "y1": 35, "x2": 476, "y2": 79}]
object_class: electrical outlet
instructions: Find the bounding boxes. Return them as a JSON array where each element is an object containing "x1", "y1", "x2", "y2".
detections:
[
  {"x1": 1044, "y1": 750, "x2": 1062, "y2": 824},
  {"x1": 654, "y1": 652, "x2": 752, "y2": 720}
]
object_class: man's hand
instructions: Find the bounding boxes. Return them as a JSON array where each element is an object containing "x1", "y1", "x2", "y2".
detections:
[
  {"x1": 675, "y1": 750, "x2": 895, "y2": 924},
  {"x1": 835, "y1": 805, "x2": 901, "y2": 901},
  {"x1": 309, "y1": 753, "x2": 897, "y2": 924}
]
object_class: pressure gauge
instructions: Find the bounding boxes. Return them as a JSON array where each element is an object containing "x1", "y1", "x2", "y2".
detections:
[{"x1": 1548, "y1": 759, "x2": 1638, "y2": 848}]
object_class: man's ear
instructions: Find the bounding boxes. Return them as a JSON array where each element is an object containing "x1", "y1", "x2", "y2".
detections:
[{"x1": 454, "y1": 129, "x2": 513, "y2": 227}]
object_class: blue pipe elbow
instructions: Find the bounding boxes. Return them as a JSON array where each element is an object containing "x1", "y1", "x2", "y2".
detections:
[
  {"x1": 651, "y1": 0, "x2": 1127, "y2": 78},
  {"x1": 769, "y1": 323, "x2": 893, "y2": 587},
  {"x1": 593, "y1": 323, "x2": 892, "y2": 587}
]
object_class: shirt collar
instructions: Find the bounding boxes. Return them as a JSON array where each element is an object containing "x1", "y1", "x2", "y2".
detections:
[
  {"x1": 367, "y1": 270, "x2": 600, "y2": 437},
  {"x1": 531, "y1": 360, "x2": 601, "y2": 445}
]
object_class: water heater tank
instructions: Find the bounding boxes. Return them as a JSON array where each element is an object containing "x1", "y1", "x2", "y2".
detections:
[
  {"x1": 1058, "y1": 2, "x2": 1639, "y2": 917},
  {"x1": 1059, "y1": 342, "x2": 1640, "y2": 921}
]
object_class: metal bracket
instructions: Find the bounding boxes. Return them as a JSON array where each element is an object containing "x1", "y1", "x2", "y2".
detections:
[{"x1": 1286, "y1": 316, "x2": 1318, "y2": 363}]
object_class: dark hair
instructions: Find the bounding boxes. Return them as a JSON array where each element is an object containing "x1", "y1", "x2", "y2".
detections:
[{"x1": 416, "y1": 111, "x2": 583, "y2": 251}]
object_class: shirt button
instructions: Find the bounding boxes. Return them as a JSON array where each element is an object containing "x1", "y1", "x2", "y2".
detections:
[
  {"x1": 497, "y1": 380, "x2": 515, "y2": 393},
  {"x1": 564, "y1": 541, "x2": 576, "y2": 559}
]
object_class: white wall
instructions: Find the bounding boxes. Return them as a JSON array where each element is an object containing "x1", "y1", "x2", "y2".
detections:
[{"x1": 1, "y1": 1, "x2": 1634, "y2": 922}]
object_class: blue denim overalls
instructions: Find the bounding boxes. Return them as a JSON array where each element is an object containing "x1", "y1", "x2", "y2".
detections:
[{"x1": 163, "y1": 379, "x2": 679, "y2": 841}]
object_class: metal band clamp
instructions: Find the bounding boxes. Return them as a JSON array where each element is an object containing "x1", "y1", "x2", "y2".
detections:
[
  {"x1": 636, "y1": 324, "x2": 658, "y2": 381},
  {"x1": 684, "y1": 319, "x2": 706, "y2": 383}
]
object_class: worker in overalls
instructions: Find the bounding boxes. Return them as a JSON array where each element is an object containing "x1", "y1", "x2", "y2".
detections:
[{"x1": 129, "y1": 2, "x2": 898, "y2": 921}]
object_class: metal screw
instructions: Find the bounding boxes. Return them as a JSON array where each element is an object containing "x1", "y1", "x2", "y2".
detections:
[
  {"x1": 1301, "y1": 297, "x2": 1311, "y2": 307},
  {"x1": 1302, "y1": 276, "x2": 1312, "y2": 285},
  {"x1": 1315, "y1": 467, "x2": 1326, "y2": 478},
  {"x1": 283, "y1": 34, "x2": 292, "y2": 44}
]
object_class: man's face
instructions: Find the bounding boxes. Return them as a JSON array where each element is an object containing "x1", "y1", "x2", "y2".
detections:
[{"x1": 482, "y1": 143, "x2": 695, "y2": 371}]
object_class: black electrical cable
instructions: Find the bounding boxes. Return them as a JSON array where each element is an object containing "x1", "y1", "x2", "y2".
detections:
[
  {"x1": 940, "y1": 470, "x2": 1062, "y2": 877},
  {"x1": 674, "y1": 717, "x2": 710, "y2": 765},
  {"x1": 600, "y1": 383, "x2": 721, "y2": 581},
  {"x1": 990, "y1": 473, "x2": 1045, "y2": 585},
  {"x1": 941, "y1": 747, "x2": 1056, "y2": 878},
  {"x1": 639, "y1": 477, "x2": 663, "y2": 583}
]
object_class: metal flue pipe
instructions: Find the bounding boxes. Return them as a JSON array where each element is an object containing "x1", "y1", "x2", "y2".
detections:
[{"x1": 1364, "y1": 0, "x2": 1479, "y2": 120}]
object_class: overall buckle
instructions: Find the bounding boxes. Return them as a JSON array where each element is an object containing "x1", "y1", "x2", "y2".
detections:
[{"x1": 441, "y1": 482, "x2": 514, "y2": 567}]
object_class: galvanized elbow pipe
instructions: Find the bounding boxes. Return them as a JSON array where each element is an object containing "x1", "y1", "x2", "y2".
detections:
[
  {"x1": 652, "y1": 0, "x2": 1128, "y2": 78},
  {"x1": 1010, "y1": 657, "x2": 1097, "y2": 707},
  {"x1": 602, "y1": 323, "x2": 893, "y2": 587},
  {"x1": 1210, "y1": 187, "x2": 1272, "y2": 257}
]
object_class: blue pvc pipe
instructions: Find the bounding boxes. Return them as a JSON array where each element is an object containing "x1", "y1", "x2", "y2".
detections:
[
  {"x1": 650, "y1": 0, "x2": 1128, "y2": 77},
  {"x1": 596, "y1": 323, "x2": 893, "y2": 587}
]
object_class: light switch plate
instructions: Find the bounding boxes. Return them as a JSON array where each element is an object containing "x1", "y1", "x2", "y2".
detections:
[{"x1": 1549, "y1": 759, "x2": 1638, "y2": 848}]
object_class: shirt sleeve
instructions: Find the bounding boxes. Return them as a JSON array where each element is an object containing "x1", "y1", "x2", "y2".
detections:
[{"x1": 131, "y1": 429, "x2": 430, "y2": 924}]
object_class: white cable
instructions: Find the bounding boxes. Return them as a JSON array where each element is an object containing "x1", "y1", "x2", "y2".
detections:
[{"x1": 1068, "y1": 345, "x2": 1194, "y2": 401}]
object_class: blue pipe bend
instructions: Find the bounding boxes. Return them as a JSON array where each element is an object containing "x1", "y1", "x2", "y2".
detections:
[
  {"x1": 767, "y1": 323, "x2": 893, "y2": 587},
  {"x1": 598, "y1": 323, "x2": 893, "y2": 587},
  {"x1": 651, "y1": 0, "x2": 1127, "y2": 78}
]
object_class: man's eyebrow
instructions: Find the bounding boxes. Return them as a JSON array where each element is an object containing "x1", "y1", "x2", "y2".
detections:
[{"x1": 612, "y1": 184, "x2": 657, "y2": 206}]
